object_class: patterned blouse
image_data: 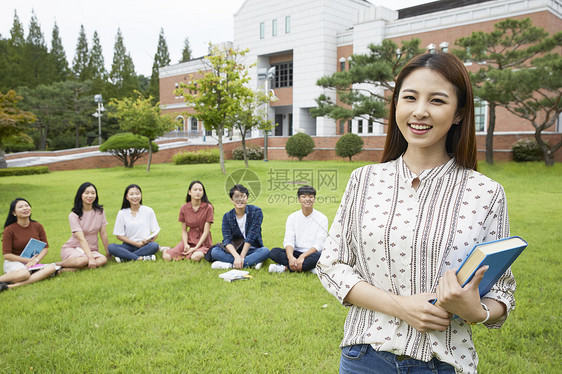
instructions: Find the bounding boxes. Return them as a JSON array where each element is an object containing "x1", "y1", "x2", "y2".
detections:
[{"x1": 317, "y1": 156, "x2": 515, "y2": 374}]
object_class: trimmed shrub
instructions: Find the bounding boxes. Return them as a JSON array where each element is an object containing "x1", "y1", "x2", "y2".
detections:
[
  {"x1": 173, "y1": 148, "x2": 220, "y2": 165},
  {"x1": 285, "y1": 132, "x2": 315, "y2": 161},
  {"x1": 99, "y1": 132, "x2": 158, "y2": 168},
  {"x1": 0, "y1": 166, "x2": 49, "y2": 177},
  {"x1": 3, "y1": 133, "x2": 35, "y2": 153},
  {"x1": 512, "y1": 138, "x2": 543, "y2": 162},
  {"x1": 232, "y1": 145, "x2": 264, "y2": 160},
  {"x1": 336, "y1": 133, "x2": 364, "y2": 161}
]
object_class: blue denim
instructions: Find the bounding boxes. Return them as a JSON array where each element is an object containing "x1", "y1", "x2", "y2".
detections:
[
  {"x1": 107, "y1": 242, "x2": 159, "y2": 261},
  {"x1": 211, "y1": 245, "x2": 270, "y2": 267},
  {"x1": 340, "y1": 344, "x2": 456, "y2": 374},
  {"x1": 269, "y1": 247, "x2": 321, "y2": 272}
]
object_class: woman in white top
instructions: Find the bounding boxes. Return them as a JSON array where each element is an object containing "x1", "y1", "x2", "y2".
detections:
[
  {"x1": 108, "y1": 184, "x2": 160, "y2": 262},
  {"x1": 317, "y1": 53, "x2": 515, "y2": 374}
]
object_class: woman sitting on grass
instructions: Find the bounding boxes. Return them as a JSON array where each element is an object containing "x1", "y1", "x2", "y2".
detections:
[
  {"x1": 1, "y1": 198, "x2": 56, "y2": 292},
  {"x1": 108, "y1": 184, "x2": 160, "y2": 262},
  {"x1": 163, "y1": 180, "x2": 213, "y2": 262},
  {"x1": 58, "y1": 182, "x2": 110, "y2": 270}
]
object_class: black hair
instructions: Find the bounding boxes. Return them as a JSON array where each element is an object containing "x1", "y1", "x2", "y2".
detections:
[
  {"x1": 121, "y1": 184, "x2": 143, "y2": 209},
  {"x1": 72, "y1": 182, "x2": 104, "y2": 218},
  {"x1": 186, "y1": 180, "x2": 211, "y2": 205},
  {"x1": 229, "y1": 184, "x2": 248, "y2": 199},
  {"x1": 4, "y1": 198, "x2": 35, "y2": 228},
  {"x1": 297, "y1": 185, "x2": 316, "y2": 197}
]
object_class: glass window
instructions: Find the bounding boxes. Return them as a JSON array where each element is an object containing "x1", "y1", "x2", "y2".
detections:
[
  {"x1": 273, "y1": 62, "x2": 293, "y2": 88},
  {"x1": 474, "y1": 97, "x2": 487, "y2": 132},
  {"x1": 190, "y1": 118, "x2": 198, "y2": 132},
  {"x1": 285, "y1": 16, "x2": 290, "y2": 33},
  {"x1": 260, "y1": 22, "x2": 264, "y2": 39},
  {"x1": 339, "y1": 120, "x2": 344, "y2": 134},
  {"x1": 272, "y1": 19, "x2": 277, "y2": 37},
  {"x1": 340, "y1": 61, "x2": 345, "y2": 71},
  {"x1": 358, "y1": 120, "x2": 363, "y2": 133},
  {"x1": 348, "y1": 120, "x2": 353, "y2": 134},
  {"x1": 368, "y1": 120, "x2": 373, "y2": 133}
]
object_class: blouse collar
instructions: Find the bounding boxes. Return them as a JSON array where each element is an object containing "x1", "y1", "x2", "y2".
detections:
[{"x1": 397, "y1": 155, "x2": 458, "y2": 184}]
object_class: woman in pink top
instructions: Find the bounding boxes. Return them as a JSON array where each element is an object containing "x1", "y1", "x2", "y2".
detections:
[
  {"x1": 163, "y1": 181, "x2": 213, "y2": 262},
  {"x1": 58, "y1": 182, "x2": 110, "y2": 270}
]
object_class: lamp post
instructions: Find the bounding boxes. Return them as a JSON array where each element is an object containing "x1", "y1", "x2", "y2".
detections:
[
  {"x1": 264, "y1": 66, "x2": 276, "y2": 162},
  {"x1": 93, "y1": 94, "x2": 104, "y2": 145}
]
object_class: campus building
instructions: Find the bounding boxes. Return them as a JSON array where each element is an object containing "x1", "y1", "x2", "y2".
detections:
[{"x1": 159, "y1": 0, "x2": 561, "y2": 159}]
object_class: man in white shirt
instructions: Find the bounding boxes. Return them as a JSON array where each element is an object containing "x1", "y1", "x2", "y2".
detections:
[{"x1": 269, "y1": 186, "x2": 328, "y2": 273}]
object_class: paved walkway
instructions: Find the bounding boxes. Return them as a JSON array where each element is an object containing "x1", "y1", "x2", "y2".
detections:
[{"x1": 6, "y1": 138, "x2": 218, "y2": 168}]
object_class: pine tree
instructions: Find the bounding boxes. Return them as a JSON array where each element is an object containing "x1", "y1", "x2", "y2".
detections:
[
  {"x1": 24, "y1": 9, "x2": 53, "y2": 87},
  {"x1": 6, "y1": 11, "x2": 26, "y2": 89},
  {"x1": 72, "y1": 25, "x2": 90, "y2": 80},
  {"x1": 9, "y1": 10, "x2": 25, "y2": 48},
  {"x1": 108, "y1": 28, "x2": 138, "y2": 98},
  {"x1": 50, "y1": 22, "x2": 69, "y2": 82},
  {"x1": 149, "y1": 28, "x2": 171, "y2": 101},
  {"x1": 88, "y1": 31, "x2": 106, "y2": 93},
  {"x1": 179, "y1": 37, "x2": 192, "y2": 63}
]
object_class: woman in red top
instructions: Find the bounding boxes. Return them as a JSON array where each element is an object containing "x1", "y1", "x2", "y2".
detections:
[
  {"x1": 163, "y1": 181, "x2": 214, "y2": 262},
  {"x1": 1, "y1": 198, "x2": 56, "y2": 292}
]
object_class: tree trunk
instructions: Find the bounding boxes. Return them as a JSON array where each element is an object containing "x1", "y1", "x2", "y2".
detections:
[
  {"x1": 485, "y1": 102, "x2": 496, "y2": 165},
  {"x1": 535, "y1": 129, "x2": 554, "y2": 167},
  {"x1": 218, "y1": 127, "x2": 226, "y2": 175},
  {"x1": 0, "y1": 148, "x2": 7, "y2": 169},
  {"x1": 241, "y1": 130, "x2": 249, "y2": 168},
  {"x1": 75, "y1": 123, "x2": 80, "y2": 148},
  {"x1": 146, "y1": 140, "x2": 153, "y2": 172},
  {"x1": 38, "y1": 124, "x2": 48, "y2": 150}
]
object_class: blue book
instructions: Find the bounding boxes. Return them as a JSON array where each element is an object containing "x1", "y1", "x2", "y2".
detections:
[
  {"x1": 456, "y1": 236, "x2": 528, "y2": 296},
  {"x1": 20, "y1": 238, "x2": 47, "y2": 258}
]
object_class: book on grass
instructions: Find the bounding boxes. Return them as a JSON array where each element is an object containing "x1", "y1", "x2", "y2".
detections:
[
  {"x1": 20, "y1": 238, "x2": 47, "y2": 258},
  {"x1": 219, "y1": 269, "x2": 252, "y2": 282},
  {"x1": 456, "y1": 235, "x2": 527, "y2": 296}
]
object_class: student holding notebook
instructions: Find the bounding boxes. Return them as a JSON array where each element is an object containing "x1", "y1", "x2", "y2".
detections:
[
  {"x1": 1, "y1": 198, "x2": 56, "y2": 292},
  {"x1": 317, "y1": 53, "x2": 516, "y2": 374}
]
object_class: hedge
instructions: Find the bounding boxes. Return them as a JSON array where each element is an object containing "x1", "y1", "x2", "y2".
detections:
[
  {"x1": 0, "y1": 166, "x2": 49, "y2": 177},
  {"x1": 173, "y1": 148, "x2": 220, "y2": 165}
]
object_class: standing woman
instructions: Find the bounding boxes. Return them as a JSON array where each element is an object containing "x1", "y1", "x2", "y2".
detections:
[
  {"x1": 163, "y1": 181, "x2": 213, "y2": 262},
  {"x1": 59, "y1": 182, "x2": 110, "y2": 270},
  {"x1": 1, "y1": 198, "x2": 56, "y2": 291},
  {"x1": 317, "y1": 53, "x2": 515, "y2": 374},
  {"x1": 108, "y1": 184, "x2": 160, "y2": 262}
]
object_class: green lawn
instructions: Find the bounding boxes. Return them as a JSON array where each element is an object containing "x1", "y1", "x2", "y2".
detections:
[{"x1": 0, "y1": 160, "x2": 560, "y2": 373}]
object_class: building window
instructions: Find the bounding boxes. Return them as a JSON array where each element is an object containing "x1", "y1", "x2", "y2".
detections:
[
  {"x1": 260, "y1": 22, "x2": 264, "y2": 39},
  {"x1": 339, "y1": 120, "x2": 344, "y2": 134},
  {"x1": 368, "y1": 120, "x2": 373, "y2": 133},
  {"x1": 273, "y1": 62, "x2": 293, "y2": 88},
  {"x1": 190, "y1": 117, "x2": 198, "y2": 132},
  {"x1": 272, "y1": 19, "x2": 277, "y2": 36},
  {"x1": 474, "y1": 97, "x2": 487, "y2": 132},
  {"x1": 285, "y1": 16, "x2": 290, "y2": 33},
  {"x1": 348, "y1": 120, "x2": 353, "y2": 134},
  {"x1": 358, "y1": 120, "x2": 363, "y2": 133}
]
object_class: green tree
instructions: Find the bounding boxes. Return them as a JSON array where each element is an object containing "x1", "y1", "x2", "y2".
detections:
[
  {"x1": 63, "y1": 80, "x2": 93, "y2": 148},
  {"x1": 88, "y1": 31, "x2": 106, "y2": 93},
  {"x1": 72, "y1": 25, "x2": 90, "y2": 80},
  {"x1": 179, "y1": 37, "x2": 192, "y2": 63},
  {"x1": 149, "y1": 28, "x2": 171, "y2": 102},
  {"x1": 0, "y1": 90, "x2": 36, "y2": 168},
  {"x1": 453, "y1": 18, "x2": 558, "y2": 164},
  {"x1": 491, "y1": 52, "x2": 562, "y2": 166},
  {"x1": 285, "y1": 132, "x2": 315, "y2": 161},
  {"x1": 335, "y1": 133, "x2": 364, "y2": 161},
  {"x1": 231, "y1": 90, "x2": 273, "y2": 167},
  {"x1": 50, "y1": 22, "x2": 69, "y2": 82},
  {"x1": 311, "y1": 39, "x2": 423, "y2": 125},
  {"x1": 109, "y1": 92, "x2": 175, "y2": 171},
  {"x1": 108, "y1": 28, "x2": 139, "y2": 99},
  {"x1": 1, "y1": 11, "x2": 26, "y2": 91},
  {"x1": 99, "y1": 132, "x2": 158, "y2": 168},
  {"x1": 24, "y1": 10, "x2": 53, "y2": 88},
  {"x1": 176, "y1": 44, "x2": 252, "y2": 174}
]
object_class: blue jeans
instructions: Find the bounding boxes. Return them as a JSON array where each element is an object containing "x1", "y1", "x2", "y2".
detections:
[
  {"x1": 108, "y1": 242, "x2": 159, "y2": 261},
  {"x1": 211, "y1": 245, "x2": 270, "y2": 267},
  {"x1": 340, "y1": 344, "x2": 456, "y2": 374},
  {"x1": 269, "y1": 247, "x2": 320, "y2": 271}
]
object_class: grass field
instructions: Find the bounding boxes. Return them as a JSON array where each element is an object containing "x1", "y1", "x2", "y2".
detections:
[{"x1": 0, "y1": 160, "x2": 560, "y2": 373}]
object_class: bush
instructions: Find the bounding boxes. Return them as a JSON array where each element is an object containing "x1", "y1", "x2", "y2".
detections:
[
  {"x1": 173, "y1": 148, "x2": 220, "y2": 165},
  {"x1": 3, "y1": 133, "x2": 35, "y2": 153},
  {"x1": 336, "y1": 133, "x2": 364, "y2": 161},
  {"x1": 99, "y1": 132, "x2": 158, "y2": 168},
  {"x1": 232, "y1": 145, "x2": 263, "y2": 160},
  {"x1": 0, "y1": 166, "x2": 49, "y2": 177},
  {"x1": 285, "y1": 132, "x2": 315, "y2": 161},
  {"x1": 512, "y1": 138, "x2": 543, "y2": 162}
]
